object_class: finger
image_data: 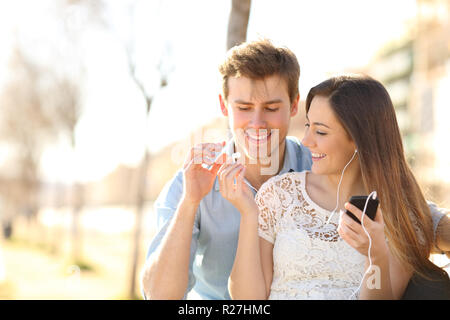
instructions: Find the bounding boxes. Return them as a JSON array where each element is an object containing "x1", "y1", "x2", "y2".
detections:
[
  {"x1": 191, "y1": 155, "x2": 215, "y2": 166},
  {"x1": 224, "y1": 163, "x2": 242, "y2": 180},
  {"x1": 218, "y1": 164, "x2": 237, "y2": 194},
  {"x1": 220, "y1": 164, "x2": 241, "y2": 196},
  {"x1": 344, "y1": 202, "x2": 375, "y2": 228},
  {"x1": 339, "y1": 219, "x2": 360, "y2": 240},
  {"x1": 190, "y1": 147, "x2": 216, "y2": 161},
  {"x1": 219, "y1": 164, "x2": 241, "y2": 197},
  {"x1": 213, "y1": 153, "x2": 232, "y2": 167},
  {"x1": 201, "y1": 142, "x2": 225, "y2": 152},
  {"x1": 190, "y1": 143, "x2": 223, "y2": 160},
  {"x1": 209, "y1": 154, "x2": 226, "y2": 175},
  {"x1": 227, "y1": 165, "x2": 243, "y2": 192},
  {"x1": 236, "y1": 166, "x2": 245, "y2": 190},
  {"x1": 340, "y1": 210, "x2": 364, "y2": 234},
  {"x1": 221, "y1": 163, "x2": 241, "y2": 187},
  {"x1": 338, "y1": 222, "x2": 360, "y2": 245},
  {"x1": 226, "y1": 164, "x2": 244, "y2": 189},
  {"x1": 217, "y1": 162, "x2": 234, "y2": 180},
  {"x1": 183, "y1": 158, "x2": 195, "y2": 170}
]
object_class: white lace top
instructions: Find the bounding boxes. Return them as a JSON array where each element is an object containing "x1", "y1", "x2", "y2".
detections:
[{"x1": 255, "y1": 171, "x2": 366, "y2": 300}]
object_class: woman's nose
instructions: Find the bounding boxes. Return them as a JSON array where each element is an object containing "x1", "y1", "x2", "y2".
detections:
[{"x1": 301, "y1": 129, "x2": 314, "y2": 148}]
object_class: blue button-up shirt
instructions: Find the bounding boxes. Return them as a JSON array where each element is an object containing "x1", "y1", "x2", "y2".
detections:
[{"x1": 145, "y1": 136, "x2": 312, "y2": 299}]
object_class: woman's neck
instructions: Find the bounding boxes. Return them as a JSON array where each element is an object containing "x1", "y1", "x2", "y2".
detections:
[{"x1": 319, "y1": 164, "x2": 366, "y2": 210}]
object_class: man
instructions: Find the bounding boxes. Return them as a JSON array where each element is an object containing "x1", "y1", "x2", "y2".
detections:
[{"x1": 141, "y1": 39, "x2": 449, "y2": 300}]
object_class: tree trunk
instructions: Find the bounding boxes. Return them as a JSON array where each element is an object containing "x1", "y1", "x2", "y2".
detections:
[
  {"x1": 226, "y1": 0, "x2": 251, "y2": 50},
  {"x1": 70, "y1": 133, "x2": 84, "y2": 264},
  {"x1": 129, "y1": 149, "x2": 150, "y2": 299},
  {"x1": 71, "y1": 182, "x2": 84, "y2": 263}
]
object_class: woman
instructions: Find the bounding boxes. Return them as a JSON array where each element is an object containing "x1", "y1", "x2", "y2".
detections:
[{"x1": 218, "y1": 75, "x2": 449, "y2": 299}]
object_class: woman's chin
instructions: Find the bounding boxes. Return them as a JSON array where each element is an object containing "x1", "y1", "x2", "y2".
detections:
[{"x1": 310, "y1": 164, "x2": 327, "y2": 175}]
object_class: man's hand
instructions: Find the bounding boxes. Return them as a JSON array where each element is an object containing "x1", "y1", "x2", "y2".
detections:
[{"x1": 182, "y1": 142, "x2": 227, "y2": 205}]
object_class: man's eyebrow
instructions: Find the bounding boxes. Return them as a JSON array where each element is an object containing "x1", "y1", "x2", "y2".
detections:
[
  {"x1": 264, "y1": 99, "x2": 283, "y2": 105},
  {"x1": 234, "y1": 100, "x2": 253, "y2": 105},
  {"x1": 233, "y1": 99, "x2": 283, "y2": 105},
  {"x1": 305, "y1": 115, "x2": 331, "y2": 128}
]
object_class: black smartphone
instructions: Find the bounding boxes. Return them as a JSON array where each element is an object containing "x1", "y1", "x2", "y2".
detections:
[{"x1": 345, "y1": 195, "x2": 379, "y2": 224}]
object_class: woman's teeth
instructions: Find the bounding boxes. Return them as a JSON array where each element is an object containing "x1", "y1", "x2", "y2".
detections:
[{"x1": 311, "y1": 153, "x2": 326, "y2": 160}]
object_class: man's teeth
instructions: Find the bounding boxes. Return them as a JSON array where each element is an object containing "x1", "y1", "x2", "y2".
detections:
[
  {"x1": 312, "y1": 153, "x2": 326, "y2": 158},
  {"x1": 247, "y1": 132, "x2": 270, "y2": 140}
]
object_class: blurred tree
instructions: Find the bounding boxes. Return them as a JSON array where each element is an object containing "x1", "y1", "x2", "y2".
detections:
[
  {"x1": 107, "y1": 0, "x2": 173, "y2": 299},
  {"x1": 51, "y1": 0, "x2": 105, "y2": 264},
  {"x1": 226, "y1": 0, "x2": 251, "y2": 50},
  {"x1": 0, "y1": 45, "x2": 56, "y2": 237},
  {"x1": 50, "y1": 73, "x2": 84, "y2": 263}
]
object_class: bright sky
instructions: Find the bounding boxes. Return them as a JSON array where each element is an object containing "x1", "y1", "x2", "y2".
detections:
[{"x1": 0, "y1": 0, "x2": 417, "y2": 183}]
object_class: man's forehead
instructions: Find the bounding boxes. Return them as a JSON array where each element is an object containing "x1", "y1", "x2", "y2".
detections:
[{"x1": 227, "y1": 75, "x2": 288, "y2": 103}]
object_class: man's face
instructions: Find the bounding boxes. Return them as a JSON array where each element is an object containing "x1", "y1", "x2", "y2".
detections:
[{"x1": 220, "y1": 75, "x2": 298, "y2": 166}]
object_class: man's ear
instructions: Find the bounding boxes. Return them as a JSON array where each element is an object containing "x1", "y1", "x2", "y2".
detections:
[
  {"x1": 290, "y1": 93, "x2": 300, "y2": 117},
  {"x1": 219, "y1": 94, "x2": 228, "y2": 116}
]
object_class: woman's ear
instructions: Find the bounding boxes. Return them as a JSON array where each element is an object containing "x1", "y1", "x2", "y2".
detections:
[{"x1": 219, "y1": 94, "x2": 228, "y2": 116}]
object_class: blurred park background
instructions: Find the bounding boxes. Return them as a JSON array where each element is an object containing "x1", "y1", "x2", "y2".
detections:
[{"x1": 0, "y1": 0, "x2": 449, "y2": 299}]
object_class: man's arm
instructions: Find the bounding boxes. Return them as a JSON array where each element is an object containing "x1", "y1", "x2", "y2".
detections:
[
  {"x1": 141, "y1": 142, "x2": 226, "y2": 299},
  {"x1": 142, "y1": 195, "x2": 200, "y2": 299},
  {"x1": 436, "y1": 214, "x2": 450, "y2": 258},
  {"x1": 428, "y1": 201, "x2": 450, "y2": 256}
]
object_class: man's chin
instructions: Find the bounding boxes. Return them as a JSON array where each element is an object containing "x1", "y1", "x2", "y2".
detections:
[{"x1": 243, "y1": 152, "x2": 272, "y2": 165}]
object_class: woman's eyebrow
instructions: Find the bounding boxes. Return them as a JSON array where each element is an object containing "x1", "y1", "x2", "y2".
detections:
[
  {"x1": 313, "y1": 122, "x2": 330, "y2": 128},
  {"x1": 306, "y1": 115, "x2": 331, "y2": 128}
]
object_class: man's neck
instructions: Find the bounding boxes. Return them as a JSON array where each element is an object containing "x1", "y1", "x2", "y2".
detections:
[{"x1": 237, "y1": 140, "x2": 287, "y2": 190}]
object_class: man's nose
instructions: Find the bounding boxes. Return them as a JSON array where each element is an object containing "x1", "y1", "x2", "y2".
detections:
[{"x1": 249, "y1": 109, "x2": 266, "y2": 128}]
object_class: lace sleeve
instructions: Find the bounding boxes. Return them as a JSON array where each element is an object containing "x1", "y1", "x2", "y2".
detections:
[{"x1": 255, "y1": 177, "x2": 283, "y2": 244}]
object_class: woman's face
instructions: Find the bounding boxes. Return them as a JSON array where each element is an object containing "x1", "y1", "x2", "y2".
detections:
[{"x1": 301, "y1": 95, "x2": 357, "y2": 176}]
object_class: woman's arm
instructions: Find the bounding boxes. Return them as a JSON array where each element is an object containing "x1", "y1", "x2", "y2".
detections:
[
  {"x1": 217, "y1": 163, "x2": 270, "y2": 299},
  {"x1": 340, "y1": 203, "x2": 412, "y2": 299},
  {"x1": 228, "y1": 208, "x2": 268, "y2": 299},
  {"x1": 259, "y1": 238, "x2": 274, "y2": 298}
]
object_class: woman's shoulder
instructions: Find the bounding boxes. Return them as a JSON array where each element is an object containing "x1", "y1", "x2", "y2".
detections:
[{"x1": 257, "y1": 170, "x2": 308, "y2": 196}]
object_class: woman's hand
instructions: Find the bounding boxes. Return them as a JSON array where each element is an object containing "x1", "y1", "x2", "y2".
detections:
[
  {"x1": 338, "y1": 203, "x2": 389, "y2": 259},
  {"x1": 217, "y1": 162, "x2": 258, "y2": 215}
]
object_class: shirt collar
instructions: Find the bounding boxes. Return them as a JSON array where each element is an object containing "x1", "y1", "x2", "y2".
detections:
[{"x1": 213, "y1": 139, "x2": 295, "y2": 192}]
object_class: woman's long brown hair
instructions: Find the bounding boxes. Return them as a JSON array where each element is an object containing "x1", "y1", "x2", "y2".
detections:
[{"x1": 305, "y1": 75, "x2": 446, "y2": 280}]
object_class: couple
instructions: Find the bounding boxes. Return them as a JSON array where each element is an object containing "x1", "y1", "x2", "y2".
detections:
[{"x1": 141, "y1": 39, "x2": 450, "y2": 300}]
